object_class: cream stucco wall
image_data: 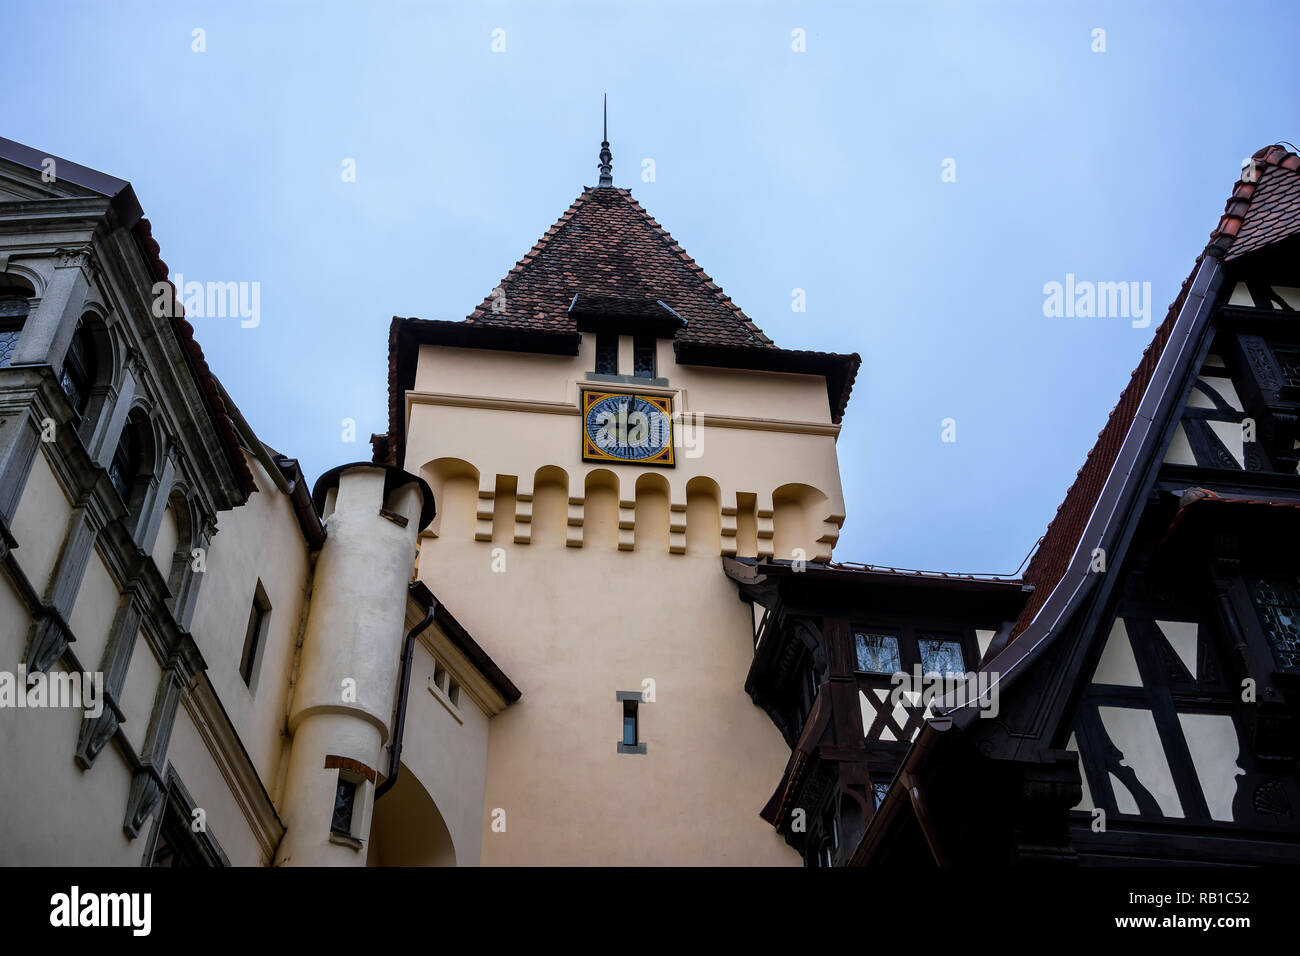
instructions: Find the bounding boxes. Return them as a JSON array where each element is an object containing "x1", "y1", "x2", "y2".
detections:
[
  {"x1": 403, "y1": 339, "x2": 845, "y2": 865},
  {"x1": 188, "y1": 452, "x2": 312, "y2": 788},
  {"x1": 10, "y1": 447, "x2": 72, "y2": 596},
  {"x1": 371, "y1": 631, "x2": 492, "y2": 866},
  {"x1": 0, "y1": 575, "x2": 143, "y2": 865}
]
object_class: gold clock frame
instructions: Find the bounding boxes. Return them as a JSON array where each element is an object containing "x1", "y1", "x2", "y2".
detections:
[{"x1": 581, "y1": 389, "x2": 675, "y2": 467}]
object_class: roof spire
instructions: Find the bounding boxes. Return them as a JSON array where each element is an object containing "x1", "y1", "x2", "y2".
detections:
[{"x1": 598, "y1": 94, "x2": 613, "y2": 187}]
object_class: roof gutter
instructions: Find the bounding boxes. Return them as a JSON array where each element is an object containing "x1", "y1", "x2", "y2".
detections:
[{"x1": 374, "y1": 586, "x2": 436, "y2": 802}]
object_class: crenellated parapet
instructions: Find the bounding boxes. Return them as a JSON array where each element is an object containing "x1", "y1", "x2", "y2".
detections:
[{"x1": 416, "y1": 457, "x2": 843, "y2": 563}]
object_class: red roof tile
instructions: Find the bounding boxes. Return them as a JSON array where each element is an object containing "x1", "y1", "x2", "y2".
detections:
[
  {"x1": 464, "y1": 187, "x2": 777, "y2": 349},
  {"x1": 379, "y1": 186, "x2": 860, "y2": 464},
  {"x1": 1009, "y1": 145, "x2": 1300, "y2": 642},
  {"x1": 130, "y1": 218, "x2": 256, "y2": 496}
]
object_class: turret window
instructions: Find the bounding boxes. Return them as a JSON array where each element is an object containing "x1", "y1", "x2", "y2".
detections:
[{"x1": 332, "y1": 779, "x2": 357, "y2": 835}]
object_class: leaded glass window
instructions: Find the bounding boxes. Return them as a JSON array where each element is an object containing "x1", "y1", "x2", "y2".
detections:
[
  {"x1": 854, "y1": 631, "x2": 901, "y2": 674},
  {"x1": 1249, "y1": 577, "x2": 1300, "y2": 673},
  {"x1": 0, "y1": 297, "x2": 28, "y2": 369},
  {"x1": 1274, "y1": 347, "x2": 1300, "y2": 389},
  {"x1": 919, "y1": 636, "x2": 966, "y2": 678},
  {"x1": 0, "y1": 324, "x2": 20, "y2": 368},
  {"x1": 872, "y1": 782, "x2": 890, "y2": 809},
  {"x1": 595, "y1": 333, "x2": 618, "y2": 374},
  {"x1": 633, "y1": 336, "x2": 656, "y2": 378},
  {"x1": 332, "y1": 779, "x2": 357, "y2": 835}
]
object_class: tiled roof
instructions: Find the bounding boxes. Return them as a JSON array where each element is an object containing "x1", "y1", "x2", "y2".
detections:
[
  {"x1": 1009, "y1": 145, "x2": 1300, "y2": 642},
  {"x1": 130, "y1": 218, "x2": 257, "y2": 495},
  {"x1": 1211, "y1": 144, "x2": 1300, "y2": 260},
  {"x1": 379, "y1": 186, "x2": 861, "y2": 464},
  {"x1": 0, "y1": 138, "x2": 256, "y2": 498},
  {"x1": 464, "y1": 186, "x2": 777, "y2": 349}
]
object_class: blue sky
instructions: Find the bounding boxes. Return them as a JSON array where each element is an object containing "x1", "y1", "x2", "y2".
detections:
[{"x1": 5, "y1": 1, "x2": 1296, "y2": 574}]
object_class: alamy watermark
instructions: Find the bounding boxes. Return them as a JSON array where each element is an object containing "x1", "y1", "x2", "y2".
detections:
[
  {"x1": 889, "y1": 664, "x2": 1000, "y2": 719},
  {"x1": 1043, "y1": 273, "x2": 1153, "y2": 328},
  {"x1": 152, "y1": 274, "x2": 260, "y2": 328},
  {"x1": 0, "y1": 667, "x2": 104, "y2": 718},
  {"x1": 50, "y1": 886, "x2": 150, "y2": 936}
]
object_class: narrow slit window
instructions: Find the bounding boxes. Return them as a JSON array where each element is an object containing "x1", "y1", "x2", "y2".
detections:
[
  {"x1": 622, "y1": 698, "x2": 638, "y2": 746},
  {"x1": 331, "y1": 778, "x2": 357, "y2": 835},
  {"x1": 239, "y1": 581, "x2": 272, "y2": 687}
]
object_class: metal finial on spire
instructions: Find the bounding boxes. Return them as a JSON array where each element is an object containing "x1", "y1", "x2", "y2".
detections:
[{"x1": 598, "y1": 94, "x2": 613, "y2": 187}]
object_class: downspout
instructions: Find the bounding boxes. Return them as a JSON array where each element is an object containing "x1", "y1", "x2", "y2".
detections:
[
  {"x1": 899, "y1": 770, "x2": 949, "y2": 867},
  {"x1": 374, "y1": 586, "x2": 436, "y2": 801}
]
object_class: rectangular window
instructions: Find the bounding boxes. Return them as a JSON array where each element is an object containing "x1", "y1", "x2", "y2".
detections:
[
  {"x1": 331, "y1": 778, "x2": 357, "y2": 835},
  {"x1": 854, "y1": 631, "x2": 902, "y2": 674},
  {"x1": 595, "y1": 333, "x2": 618, "y2": 375},
  {"x1": 615, "y1": 691, "x2": 646, "y2": 753},
  {"x1": 239, "y1": 581, "x2": 272, "y2": 688},
  {"x1": 622, "y1": 698, "x2": 638, "y2": 746},
  {"x1": 1273, "y1": 347, "x2": 1300, "y2": 389},
  {"x1": 1248, "y1": 577, "x2": 1300, "y2": 672},
  {"x1": 918, "y1": 636, "x2": 966, "y2": 678},
  {"x1": 633, "y1": 336, "x2": 656, "y2": 378}
]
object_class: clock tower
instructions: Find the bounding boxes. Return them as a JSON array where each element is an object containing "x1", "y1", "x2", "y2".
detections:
[{"x1": 379, "y1": 121, "x2": 859, "y2": 864}]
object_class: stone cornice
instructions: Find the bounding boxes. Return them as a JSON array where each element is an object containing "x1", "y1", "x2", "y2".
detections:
[
  {"x1": 406, "y1": 389, "x2": 841, "y2": 437},
  {"x1": 181, "y1": 674, "x2": 286, "y2": 865}
]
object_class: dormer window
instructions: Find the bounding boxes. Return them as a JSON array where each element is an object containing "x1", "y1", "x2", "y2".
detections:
[
  {"x1": 633, "y1": 336, "x2": 656, "y2": 378},
  {"x1": 595, "y1": 332, "x2": 618, "y2": 375}
]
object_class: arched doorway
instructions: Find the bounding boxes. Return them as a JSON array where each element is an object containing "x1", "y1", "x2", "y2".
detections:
[{"x1": 366, "y1": 764, "x2": 456, "y2": 866}]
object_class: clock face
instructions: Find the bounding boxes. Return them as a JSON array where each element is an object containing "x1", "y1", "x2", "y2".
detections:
[{"x1": 582, "y1": 390, "x2": 675, "y2": 466}]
